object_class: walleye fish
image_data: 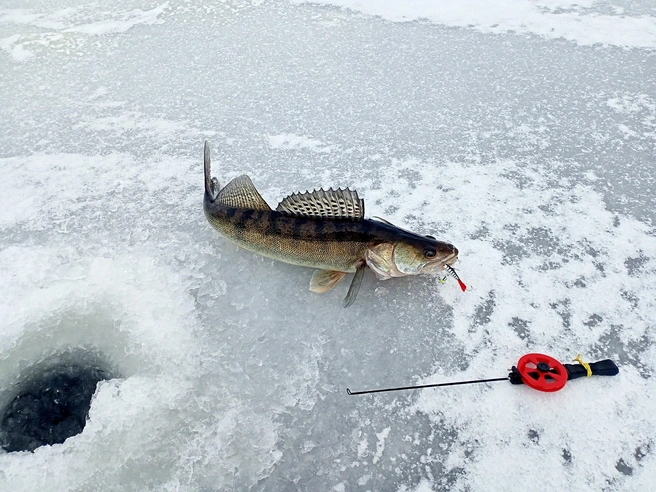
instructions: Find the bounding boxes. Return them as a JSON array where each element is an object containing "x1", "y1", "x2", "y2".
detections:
[{"x1": 203, "y1": 141, "x2": 459, "y2": 307}]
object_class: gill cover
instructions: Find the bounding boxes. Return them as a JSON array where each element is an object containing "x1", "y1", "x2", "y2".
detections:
[
  {"x1": 364, "y1": 243, "x2": 396, "y2": 280},
  {"x1": 392, "y1": 242, "x2": 428, "y2": 275}
]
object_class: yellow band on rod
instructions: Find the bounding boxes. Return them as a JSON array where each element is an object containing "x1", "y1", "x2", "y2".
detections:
[{"x1": 573, "y1": 354, "x2": 592, "y2": 377}]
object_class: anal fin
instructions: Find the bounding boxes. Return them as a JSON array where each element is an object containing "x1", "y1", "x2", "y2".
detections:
[{"x1": 309, "y1": 269, "x2": 347, "y2": 293}]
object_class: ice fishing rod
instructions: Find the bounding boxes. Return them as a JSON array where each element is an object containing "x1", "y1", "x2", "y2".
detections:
[{"x1": 347, "y1": 353, "x2": 619, "y2": 395}]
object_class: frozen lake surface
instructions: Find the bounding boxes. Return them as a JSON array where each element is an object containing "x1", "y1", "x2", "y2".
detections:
[{"x1": 1, "y1": 0, "x2": 655, "y2": 490}]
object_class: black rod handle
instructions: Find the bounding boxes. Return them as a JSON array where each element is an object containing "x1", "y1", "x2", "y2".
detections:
[{"x1": 565, "y1": 359, "x2": 619, "y2": 380}]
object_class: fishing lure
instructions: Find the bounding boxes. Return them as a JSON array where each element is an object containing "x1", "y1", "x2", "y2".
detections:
[
  {"x1": 440, "y1": 264, "x2": 467, "y2": 292},
  {"x1": 347, "y1": 353, "x2": 619, "y2": 395}
]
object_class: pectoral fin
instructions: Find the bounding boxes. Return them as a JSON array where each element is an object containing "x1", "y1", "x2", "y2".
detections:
[
  {"x1": 343, "y1": 262, "x2": 366, "y2": 308},
  {"x1": 309, "y1": 269, "x2": 347, "y2": 293}
]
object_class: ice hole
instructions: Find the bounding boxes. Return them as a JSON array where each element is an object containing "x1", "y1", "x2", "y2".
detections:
[{"x1": 0, "y1": 353, "x2": 117, "y2": 453}]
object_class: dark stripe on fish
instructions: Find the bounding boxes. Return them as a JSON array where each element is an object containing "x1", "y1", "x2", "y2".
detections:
[{"x1": 207, "y1": 203, "x2": 452, "y2": 251}]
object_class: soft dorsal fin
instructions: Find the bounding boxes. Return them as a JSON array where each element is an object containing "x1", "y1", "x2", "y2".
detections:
[
  {"x1": 217, "y1": 175, "x2": 271, "y2": 210},
  {"x1": 276, "y1": 188, "x2": 364, "y2": 221}
]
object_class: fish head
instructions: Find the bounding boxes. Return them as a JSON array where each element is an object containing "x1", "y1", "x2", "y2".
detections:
[
  {"x1": 365, "y1": 237, "x2": 458, "y2": 279},
  {"x1": 392, "y1": 237, "x2": 459, "y2": 275}
]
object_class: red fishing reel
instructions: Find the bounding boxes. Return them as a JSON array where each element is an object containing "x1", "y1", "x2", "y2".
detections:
[
  {"x1": 513, "y1": 353, "x2": 568, "y2": 392},
  {"x1": 508, "y1": 353, "x2": 619, "y2": 392}
]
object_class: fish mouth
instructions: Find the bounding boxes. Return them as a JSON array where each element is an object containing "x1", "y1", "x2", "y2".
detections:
[
  {"x1": 441, "y1": 247, "x2": 459, "y2": 267},
  {"x1": 422, "y1": 248, "x2": 458, "y2": 275},
  {"x1": 443, "y1": 255, "x2": 458, "y2": 267}
]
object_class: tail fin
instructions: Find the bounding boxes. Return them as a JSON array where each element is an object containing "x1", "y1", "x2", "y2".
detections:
[{"x1": 204, "y1": 141, "x2": 219, "y2": 200}]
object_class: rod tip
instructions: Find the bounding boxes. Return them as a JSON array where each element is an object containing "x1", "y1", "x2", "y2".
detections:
[{"x1": 346, "y1": 388, "x2": 352, "y2": 395}]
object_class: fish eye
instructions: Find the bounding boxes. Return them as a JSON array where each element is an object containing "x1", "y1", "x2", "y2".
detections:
[{"x1": 424, "y1": 248, "x2": 436, "y2": 258}]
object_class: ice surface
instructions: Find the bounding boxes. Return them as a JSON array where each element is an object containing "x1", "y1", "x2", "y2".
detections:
[
  {"x1": 0, "y1": 0, "x2": 655, "y2": 491},
  {"x1": 292, "y1": 0, "x2": 656, "y2": 48}
]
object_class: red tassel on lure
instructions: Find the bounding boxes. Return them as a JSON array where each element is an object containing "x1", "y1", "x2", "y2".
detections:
[{"x1": 444, "y1": 264, "x2": 467, "y2": 291}]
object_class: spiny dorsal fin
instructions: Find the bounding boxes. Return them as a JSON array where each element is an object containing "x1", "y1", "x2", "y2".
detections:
[
  {"x1": 217, "y1": 175, "x2": 272, "y2": 210},
  {"x1": 276, "y1": 188, "x2": 364, "y2": 221}
]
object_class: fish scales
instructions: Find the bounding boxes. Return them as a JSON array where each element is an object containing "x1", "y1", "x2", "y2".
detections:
[{"x1": 204, "y1": 205, "x2": 380, "y2": 272}]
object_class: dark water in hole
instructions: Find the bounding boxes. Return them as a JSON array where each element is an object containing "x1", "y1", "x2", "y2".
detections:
[{"x1": 0, "y1": 364, "x2": 108, "y2": 453}]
